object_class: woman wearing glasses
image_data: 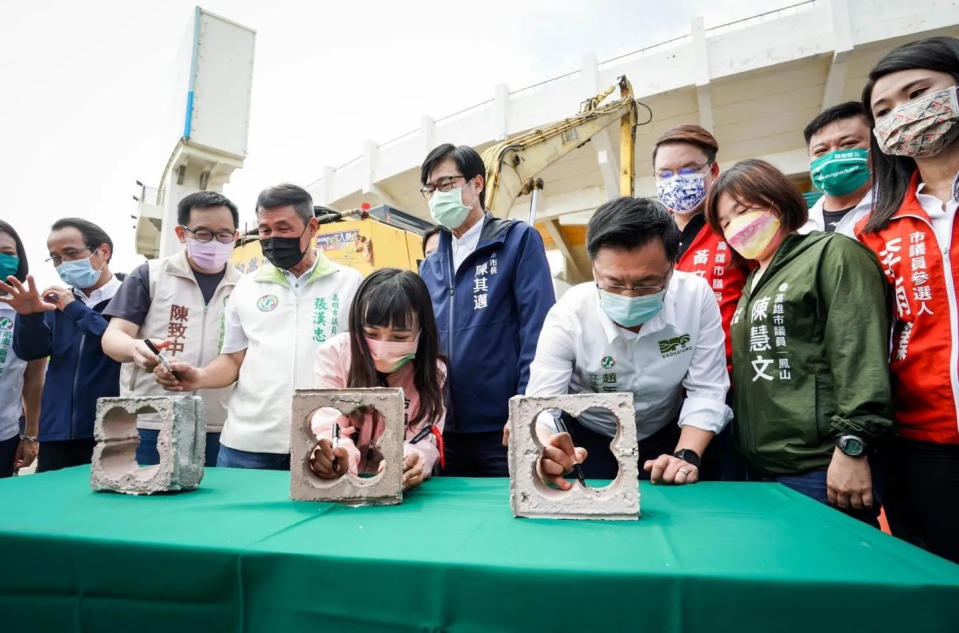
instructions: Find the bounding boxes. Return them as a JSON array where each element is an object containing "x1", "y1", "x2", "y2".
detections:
[
  {"x1": 101, "y1": 191, "x2": 242, "y2": 467},
  {"x1": 704, "y1": 159, "x2": 893, "y2": 524}
]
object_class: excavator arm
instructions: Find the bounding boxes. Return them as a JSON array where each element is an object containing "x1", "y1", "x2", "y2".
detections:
[{"x1": 481, "y1": 75, "x2": 638, "y2": 218}]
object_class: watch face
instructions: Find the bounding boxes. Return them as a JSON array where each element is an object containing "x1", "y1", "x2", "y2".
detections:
[{"x1": 842, "y1": 437, "x2": 864, "y2": 456}]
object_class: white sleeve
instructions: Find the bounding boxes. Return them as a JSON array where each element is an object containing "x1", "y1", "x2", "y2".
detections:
[
  {"x1": 219, "y1": 293, "x2": 249, "y2": 354},
  {"x1": 525, "y1": 305, "x2": 578, "y2": 433},
  {"x1": 679, "y1": 284, "x2": 733, "y2": 433}
]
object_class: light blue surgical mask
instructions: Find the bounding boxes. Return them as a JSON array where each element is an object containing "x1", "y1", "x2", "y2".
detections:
[
  {"x1": 0, "y1": 253, "x2": 19, "y2": 281},
  {"x1": 598, "y1": 288, "x2": 665, "y2": 327},
  {"x1": 428, "y1": 186, "x2": 475, "y2": 229},
  {"x1": 56, "y1": 255, "x2": 102, "y2": 289}
]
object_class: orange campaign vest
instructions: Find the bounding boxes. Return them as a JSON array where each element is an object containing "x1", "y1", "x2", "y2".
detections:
[
  {"x1": 676, "y1": 223, "x2": 749, "y2": 373},
  {"x1": 856, "y1": 172, "x2": 959, "y2": 445}
]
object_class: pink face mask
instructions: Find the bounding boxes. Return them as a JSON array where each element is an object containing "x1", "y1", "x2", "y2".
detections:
[
  {"x1": 723, "y1": 209, "x2": 781, "y2": 260},
  {"x1": 365, "y1": 333, "x2": 420, "y2": 373},
  {"x1": 187, "y1": 238, "x2": 234, "y2": 270}
]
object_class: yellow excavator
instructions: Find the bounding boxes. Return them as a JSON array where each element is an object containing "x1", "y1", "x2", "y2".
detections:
[{"x1": 230, "y1": 75, "x2": 641, "y2": 279}]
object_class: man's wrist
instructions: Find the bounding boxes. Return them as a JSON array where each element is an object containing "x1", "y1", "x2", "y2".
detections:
[
  {"x1": 20, "y1": 434, "x2": 38, "y2": 442},
  {"x1": 673, "y1": 448, "x2": 701, "y2": 468},
  {"x1": 835, "y1": 434, "x2": 867, "y2": 458}
]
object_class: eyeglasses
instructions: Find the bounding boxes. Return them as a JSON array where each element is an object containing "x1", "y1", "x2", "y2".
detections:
[
  {"x1": 181, "y1": 226, "x2": 236, "y2": 244},
  {"x1": 46, "y1": 247, "x2": 92, "y2": 267},
  {"x1": 594, "y1": 266, "x2": 671, "y2": 296},
  {"x1": 420, "y1": 175, "x2": 466, "y2": 198},
  {"x1": 595, "y1": 281, "x2": 668, "y2": 296},
  {"x1": 655, "y1": 161, "x2": 712, "y2": 180}
]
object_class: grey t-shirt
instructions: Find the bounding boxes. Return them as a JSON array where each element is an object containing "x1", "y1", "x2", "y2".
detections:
[{"x1": 104, "y1": 262, "x2": 225, "y2": 325}]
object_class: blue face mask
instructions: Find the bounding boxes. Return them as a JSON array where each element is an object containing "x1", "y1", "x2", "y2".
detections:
[
  {"x1": 57, "y1": 255, "x2": 102, "y2": 289},
  {"x1": 657, "y1": 173, "x2": 707, "y2": 213},
  {"x1": 598, "y1": 288, "x2": 666, "y2": 327},
  {"x1": 428, "y1": 186, "x2": 476, "y2": 229},
  {"x1": 0, "y1": 253, "x2": 19, "y2": 281}
]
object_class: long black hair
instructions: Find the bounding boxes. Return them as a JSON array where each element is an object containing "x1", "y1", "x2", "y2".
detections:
[
  {"x1": 347, "y1": 268, "x2": 447, "y2": 427},
  {"x1": 0, "y1": 220, "x2": 29, "y2": 281},
  {"x1": 861, "y1": 36, "x2": 959, "y2": 233}
]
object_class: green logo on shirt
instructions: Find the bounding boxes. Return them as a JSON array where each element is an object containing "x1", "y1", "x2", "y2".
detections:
[
  {"x1": 0, "y1": 317, "x2": 11, "y2": 330},
  {"x1": 658, "y1": 334, "x2": 691, "y2": 357},
  {"x1": 256, "y1": 294, "x2": 279, "y2": 312},
  {"x1": 600, "y1": 355, "x2": 615, "y2": 369}
]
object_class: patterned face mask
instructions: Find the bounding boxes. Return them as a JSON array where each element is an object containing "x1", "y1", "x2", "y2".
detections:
[
  {"x1": 657, "y1": 173, "x2": 707, "y2": 213},
  {"x1": 874, "y1": 85, "x2": 959, "y2": 158}
]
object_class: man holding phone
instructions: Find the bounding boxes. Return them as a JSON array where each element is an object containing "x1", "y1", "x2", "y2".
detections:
[{"x1": 101, "y1": 192, "x2": 241, "y2": 466}]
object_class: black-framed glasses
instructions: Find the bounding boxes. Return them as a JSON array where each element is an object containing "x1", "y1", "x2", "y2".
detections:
[
  {"x1": 420, "y1": 175, "x2": 467, "y2": 198},
  {"x1": 46, "y1": 247, "x2": 92, "y2": 267},
  {"x1": 655, "y1": 161, "x2": 712, "y2": 180},
  {"x1": 181, "y1": 226, "x2": 236, "y2": 244}
]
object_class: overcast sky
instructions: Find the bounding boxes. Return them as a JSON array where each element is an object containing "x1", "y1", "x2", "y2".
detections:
[{"x1": 1, "y1": 0, "x2": 779, "y2": 286}]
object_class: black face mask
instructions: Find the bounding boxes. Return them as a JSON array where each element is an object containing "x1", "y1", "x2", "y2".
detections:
[{"x1": 260, "y1": 225, "x2": 308, "y2": 270}]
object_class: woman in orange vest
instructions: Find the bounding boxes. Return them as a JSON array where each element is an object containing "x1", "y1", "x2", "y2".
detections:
[{"x1": 856, "y1": 36, "x2": 959, "y2": 563}]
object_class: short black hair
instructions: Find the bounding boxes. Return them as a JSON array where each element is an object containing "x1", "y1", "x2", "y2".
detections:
[
  {"x1": 586, "y1": 197, "x2": 680, "y2": 261},
  {"x1": 421, "y1": 224, "x2": 448, "y2": 253},
  {"x1": 50, "y1": 218, "x2": 114, "y2": 262},
  {"x1": 177, "y1": 191, "x2": 239, "y2": 227},
  {"x1": 0, "y1": 220, "x2": 29, "y2": 281},
  {"x1": 803, "y1": 101, "x2": 869, "y2": 146},
  {"x1": 420, "y1": 144, "x2": 487, "y2": 208},
  {"x1": 256, "y1": 184, "x2": 314, "y2": 224}
]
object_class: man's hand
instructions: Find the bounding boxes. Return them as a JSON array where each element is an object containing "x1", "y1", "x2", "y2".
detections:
[
  {"x1": 40, "y1": 286, "x2": 75, "y2": 311},
  {"x1": 0, "y1": 276, "x2": 57, "y2": 315},
  {"x1": 501, "y1": 422, "x2": 510, "y2": 446},
  {"x1": 13, "y1": 438, "x2": 38, "y2": 473},
  {"x1": 538, "y1": 432, "x2": 588, "y2": 491},
  {"x1": 403, "y1": 450, "x2": 425, "y2": 490},
  {"x1": 827, "y1": 448, "x2": 873, "y2": 509},
  {"x1": 132, "y1": 339, "x2": 171, "y2": 371},
  {"x1": 154, "y1": 360, "x2": 202, "y2": 392},
  {"x1": 643, "y1": 453, "x2": 699, "y2": 485},
  {"x1": 309, "y1": 439, "x2": 350, "y2": 479}
]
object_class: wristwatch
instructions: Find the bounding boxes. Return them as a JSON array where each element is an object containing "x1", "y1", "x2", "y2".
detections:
[
  {"x1": 835, "y1": 435, "x2": 866, "y2": 458},
  {"x1": 19, "y1": 434, "x2": 38, "y2": 442},
  {"x1": 673, "y1": 448, "x2": 701, "y2": 468}
]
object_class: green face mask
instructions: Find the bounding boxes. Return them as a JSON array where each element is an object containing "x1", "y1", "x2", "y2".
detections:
[
  {"x1": 809, "y1": 148, "x2": 870, "y2": 197},
  {"x1": 0, "y1": 253, "x2": 19, "y2": 282}
]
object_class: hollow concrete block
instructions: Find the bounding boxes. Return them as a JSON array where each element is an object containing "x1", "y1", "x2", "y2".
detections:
[
  {"x1": 290, "y1": 388, "x2": 404, "y2": 505},
  {"x1": 508, "y1": 392, "x2": 639, "y2": 520},
  {"x1": 91, "y1": 396, "x2": 205, "y2": 495}
]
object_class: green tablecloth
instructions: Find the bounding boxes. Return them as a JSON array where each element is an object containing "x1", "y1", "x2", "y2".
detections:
[{"x1": 0, "y1": 467, "x2": 956, "y2": 633}]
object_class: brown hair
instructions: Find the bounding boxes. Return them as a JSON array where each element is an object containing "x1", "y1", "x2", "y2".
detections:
[
  {"x1": 652, "y1": 124, "x2": 719, "y2": 165},
  {"x1": 704, "y1": 159, "x2": 808, "y2": 235}
]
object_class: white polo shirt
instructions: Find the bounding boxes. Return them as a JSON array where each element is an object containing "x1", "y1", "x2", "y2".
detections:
[{"x1": 526, "y1": 272, "x2": 732, "y2": 440}]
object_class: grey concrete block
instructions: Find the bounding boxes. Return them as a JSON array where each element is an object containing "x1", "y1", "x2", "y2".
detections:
[
  {"x1": 90, "y1": 396, "x2": 205, "y2": 495},
  {"x1": 290, "y1": 388, "x2": 404, "y2": 505},
  {"x1": 508, "y1": 393, "x2": 640, "y2": 520}
]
